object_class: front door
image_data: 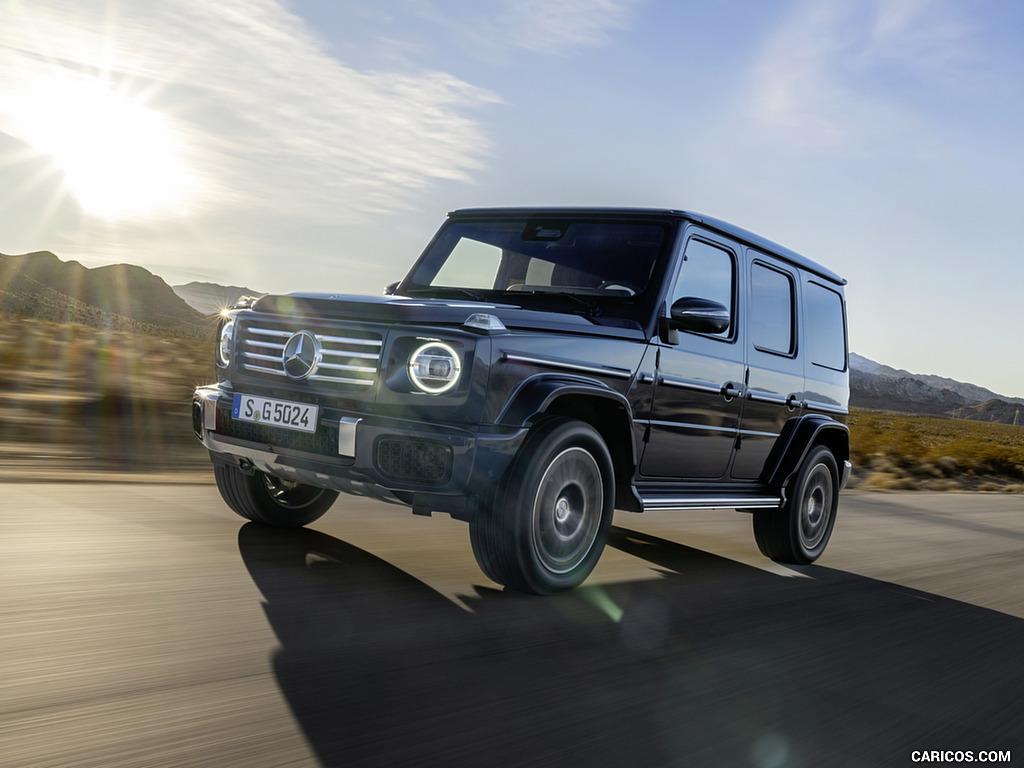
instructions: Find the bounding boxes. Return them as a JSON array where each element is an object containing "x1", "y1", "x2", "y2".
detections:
[{"x1": 639, "y1": 235, "x2": 745, "y2": 479}]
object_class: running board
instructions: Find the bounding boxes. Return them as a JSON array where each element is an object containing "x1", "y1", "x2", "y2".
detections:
[{"x1": 638, "y1": 494, "x2": 783, "y2": 512}]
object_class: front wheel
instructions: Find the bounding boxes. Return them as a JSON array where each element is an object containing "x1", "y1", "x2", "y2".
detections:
[
  {"x1": 214, "y1": 463, "x2": 338, "y2": 527},
  {"x1": 470, "y1": 418, "x2": 615, "y2": 595},
  {"x1": 753, "y1": 445, "x2": 838, "y2": 564}
]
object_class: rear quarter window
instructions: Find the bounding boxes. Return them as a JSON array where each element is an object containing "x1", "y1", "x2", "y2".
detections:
[
  {"x1": 806, "y1": 281, "x2": 847, "y2": 371},
  {"x1": 750, "y1": 262, "x2": 795, "y2": 355}
]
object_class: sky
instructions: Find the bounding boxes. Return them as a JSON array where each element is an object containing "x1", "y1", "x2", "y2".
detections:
[{"x1": 1, "y1": 0, "x2": 1023, "y2": 398}]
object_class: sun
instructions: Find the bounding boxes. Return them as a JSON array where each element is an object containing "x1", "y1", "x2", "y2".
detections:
[{"x1": 16, "y1": 74, "x2": 197, "y2": 220}]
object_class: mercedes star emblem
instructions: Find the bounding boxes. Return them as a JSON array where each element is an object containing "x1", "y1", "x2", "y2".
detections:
[{"x1": 282, "y1": 330, "x2": 322, "y2": 380}]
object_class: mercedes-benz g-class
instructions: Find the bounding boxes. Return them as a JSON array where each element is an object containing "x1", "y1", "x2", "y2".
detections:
[{"x1": 194, "y1": 208, "x2": 850, "y2": 594}]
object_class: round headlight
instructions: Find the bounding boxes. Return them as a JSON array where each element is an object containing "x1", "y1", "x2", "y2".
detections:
[
  {"x1": 408, "y1": 342, "x2": 461, "y2": 394},
  {"x1": 217, "y1": 318, "x2": 235, "y2": 367}
]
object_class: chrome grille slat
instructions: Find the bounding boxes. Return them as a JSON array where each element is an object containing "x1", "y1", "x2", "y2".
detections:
[
  {"x1": 245, "y1": 340, "x2": 286, "y2": 350},
  {"x1": 319, "y1": 335, "x2": 383, "y2": 347},
  {"x1": 243, "y1": 364, "x2": 287, "y2": 377},
  {"x1": 321, "y1": 350, "x2": 379, "y2": 360},
  {"x1": 238, "y1": 321, "x2": 383, "y2": 389},
  {"x1": 309, "y1": 374, "x2": 375, "y2": 386},
  {"x1": 317, "y1": 362, "x2": 378, "y2": 372}
]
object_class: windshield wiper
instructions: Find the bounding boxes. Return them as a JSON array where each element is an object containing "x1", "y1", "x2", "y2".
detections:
[
  {"x1": 405, "y1": 286, "x2": 485, "y2": 301},
  {"x1": 517, "y1": 290, "x2": 601, "y2": 316}
]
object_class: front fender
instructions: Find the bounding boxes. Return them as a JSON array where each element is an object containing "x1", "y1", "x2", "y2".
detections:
[
  {"x1": 495, "y1": 375, "x2": 639, "y2": 510},
  {"x1": 495, "y1": 374, "x2": 631, "y2": 429},
  {"x1": 760, "y1": 414, "x2": 850, "y2": 489}
]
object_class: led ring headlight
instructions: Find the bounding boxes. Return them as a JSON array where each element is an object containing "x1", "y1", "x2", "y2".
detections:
[
  {"x1": 217, "y1": 318, "x2": 235, "y2": 367},
  {"x1": 409, "y1": 341, "x2": 461, "y2": 394}
]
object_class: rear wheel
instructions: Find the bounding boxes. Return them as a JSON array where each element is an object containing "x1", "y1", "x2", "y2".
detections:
[
  {"x1": 470, "y1": 418, "x2": 614, "y2": 595},
  {"x1": 214, "y1": 463, "x2": 337, "y2": 527},
  {"x1": 753, "y1": 445, "x2": 838, "y2": 564}
]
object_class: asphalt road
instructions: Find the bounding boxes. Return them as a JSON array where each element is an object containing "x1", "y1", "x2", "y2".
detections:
[{"x1": 2, "y1": 484, "x2": 1022, "y2": 768}]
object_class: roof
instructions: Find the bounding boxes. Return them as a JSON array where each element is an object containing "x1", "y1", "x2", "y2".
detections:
[{"x1": 448, "y1": 206, "x2": 847, "y2": 286}]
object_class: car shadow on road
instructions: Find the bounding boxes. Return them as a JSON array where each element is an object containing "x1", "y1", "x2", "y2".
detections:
[{"x1": 237, "y1": 523, "x2": 1024, "y2": 768}]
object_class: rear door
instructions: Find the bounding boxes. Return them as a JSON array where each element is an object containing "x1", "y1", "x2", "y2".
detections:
[{"x1": 731, "y1": 255, "x2": 805, "y2": 479}]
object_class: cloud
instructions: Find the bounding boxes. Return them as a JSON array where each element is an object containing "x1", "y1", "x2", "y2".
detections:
[
  {"x1": 407, "y1": 0, "x2": 645, "y2": 61},
  {"x1": 497, "y1": 0, "x2": 647, "y2": 54},
  {"x1": 746, "y1": 0, "x2": 973, "y2": 155},
  {"x1": 0, "y1": 0, "x2": 499, "y2": 224}
]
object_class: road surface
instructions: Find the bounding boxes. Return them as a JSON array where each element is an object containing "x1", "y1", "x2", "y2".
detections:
[{"x1": 2, "y1": 484, "x2": 1022, "y2": 767}]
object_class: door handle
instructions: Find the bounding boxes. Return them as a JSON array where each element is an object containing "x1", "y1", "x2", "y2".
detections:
[
  {"x1": 721, "y1": 382, "x2": 743, "y2": 400},
  {"x1": 786, "y1": 394, "x2": 801, "y2": 411}
]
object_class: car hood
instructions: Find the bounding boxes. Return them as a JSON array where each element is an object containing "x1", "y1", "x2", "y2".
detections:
[{"x1": 251, "y1": 293, "x2": 646, "y2": 338}]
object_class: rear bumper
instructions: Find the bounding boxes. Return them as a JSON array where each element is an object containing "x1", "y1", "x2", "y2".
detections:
[{"x1": 193, "y1": 386, "x2": 526, "y2": 519}]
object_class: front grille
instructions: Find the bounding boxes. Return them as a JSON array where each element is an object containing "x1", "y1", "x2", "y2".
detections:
[
  {"x1": 238, "y1": 319, "x2": 382, "y2": 389},
  {"x1": 375, "y1": 437, "x2": 452, "y2": 484},
  {"x1": 216, "y1": 408, "x2": 339, "y2": 458}
]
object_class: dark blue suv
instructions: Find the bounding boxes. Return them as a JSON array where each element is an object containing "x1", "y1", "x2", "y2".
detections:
[{"x1": 194, "y1": 208, "x2": 850, "y2": 594}]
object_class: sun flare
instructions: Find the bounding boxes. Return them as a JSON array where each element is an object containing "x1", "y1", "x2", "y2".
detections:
[{"x1": 14, "y1": 75, "x2": 196, "y2": 220}]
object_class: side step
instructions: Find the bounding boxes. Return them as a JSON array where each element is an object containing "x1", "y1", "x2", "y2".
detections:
[{"x1": 637, "y1": 493, "x2": 783, "y2": 512}]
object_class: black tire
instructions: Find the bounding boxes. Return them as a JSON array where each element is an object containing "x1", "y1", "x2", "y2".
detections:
[
  {"x1": 214, "y1": 463, "x2": 338, "y2": 528},
  {"x1": 753, "y1": 445, "x2": 838, "y2": 564},
  {"x1": 470, "y1": 418, "x2": 614, "y2": 595}
]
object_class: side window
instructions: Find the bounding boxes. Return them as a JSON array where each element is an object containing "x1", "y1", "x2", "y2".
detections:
[
  {"x1": 751, "y1": 262, "x2": 795, "y2": 355},
  {"x1": 807, "y1": 282, "x2": 847, "y2": 370},
  {"x1": 671, "y1": 239, "x2": 734, "y2": 338}
]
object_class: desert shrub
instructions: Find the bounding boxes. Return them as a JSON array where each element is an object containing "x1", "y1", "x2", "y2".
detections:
[{"x1": 849, "y1": 410, "x2": 1024, "y2": 489}]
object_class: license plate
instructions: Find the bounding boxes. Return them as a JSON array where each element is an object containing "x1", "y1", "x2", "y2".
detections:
[{"x1": 232, "y1": 393, "x2": 319, "y2": 433}]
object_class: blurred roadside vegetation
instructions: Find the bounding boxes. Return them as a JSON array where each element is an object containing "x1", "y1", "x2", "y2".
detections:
[
  {"x1": 1, "y1": 315, "x2": 1022, "y2": 490},
  {"x1": 848, "y1": 410, "x2": 1024, "y2": 492},
  {"x1": 0, "y1": 316, "x2": 213, "y2": 476}
]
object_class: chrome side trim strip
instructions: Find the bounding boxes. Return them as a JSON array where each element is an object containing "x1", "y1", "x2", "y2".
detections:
[
  {"x1": 804, "y1": 400, "x2": 849, "y2": 416},
  {"x1": 657, "y1": 375, "x2": 720, "y2": 394},
  {"x1": 748, "y1": 391, "x2": 788, "y2": 405},
  {"x1": 646, "y1": 419, "x2": 737, "y2": 435},
  {"x1": 502, "y1": 353, "x2": 633, "y2": 379}
]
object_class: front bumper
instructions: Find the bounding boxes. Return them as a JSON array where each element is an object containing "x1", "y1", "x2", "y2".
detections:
[{"x1": 193, "y1": 386, "x2": 527, "y2": 520}]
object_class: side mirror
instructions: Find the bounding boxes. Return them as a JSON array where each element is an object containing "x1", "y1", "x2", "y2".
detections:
[
  {"x1": 384, "y1": 281, "x2": 399, "y2": 296},
  {"x1": 670, "y1": 296, "x2": 730, "y2": 334}
]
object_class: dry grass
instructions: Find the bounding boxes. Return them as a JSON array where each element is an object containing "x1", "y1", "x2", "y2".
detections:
[{"x1": 848, "y1": 409, "x2": 1024, "y2": 492}]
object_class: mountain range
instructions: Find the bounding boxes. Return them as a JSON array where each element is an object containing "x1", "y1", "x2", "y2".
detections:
[
  {"x1": 849, "y1": 353, "x2": 1023, "y2": 424},
  {"x1": 0, "y1": 250, "x2": 208, "y2": 337},
  {"x1": 1, "y1": 251, "x2": 1020, "y2": 424},
  {"x1": 171, "y1": 281, "x2": 265, "y2": 316}
]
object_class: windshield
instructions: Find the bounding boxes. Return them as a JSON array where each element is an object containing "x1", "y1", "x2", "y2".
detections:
[{"x1": 400, "y1": 218, "x2": 672, "y2": 319}]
